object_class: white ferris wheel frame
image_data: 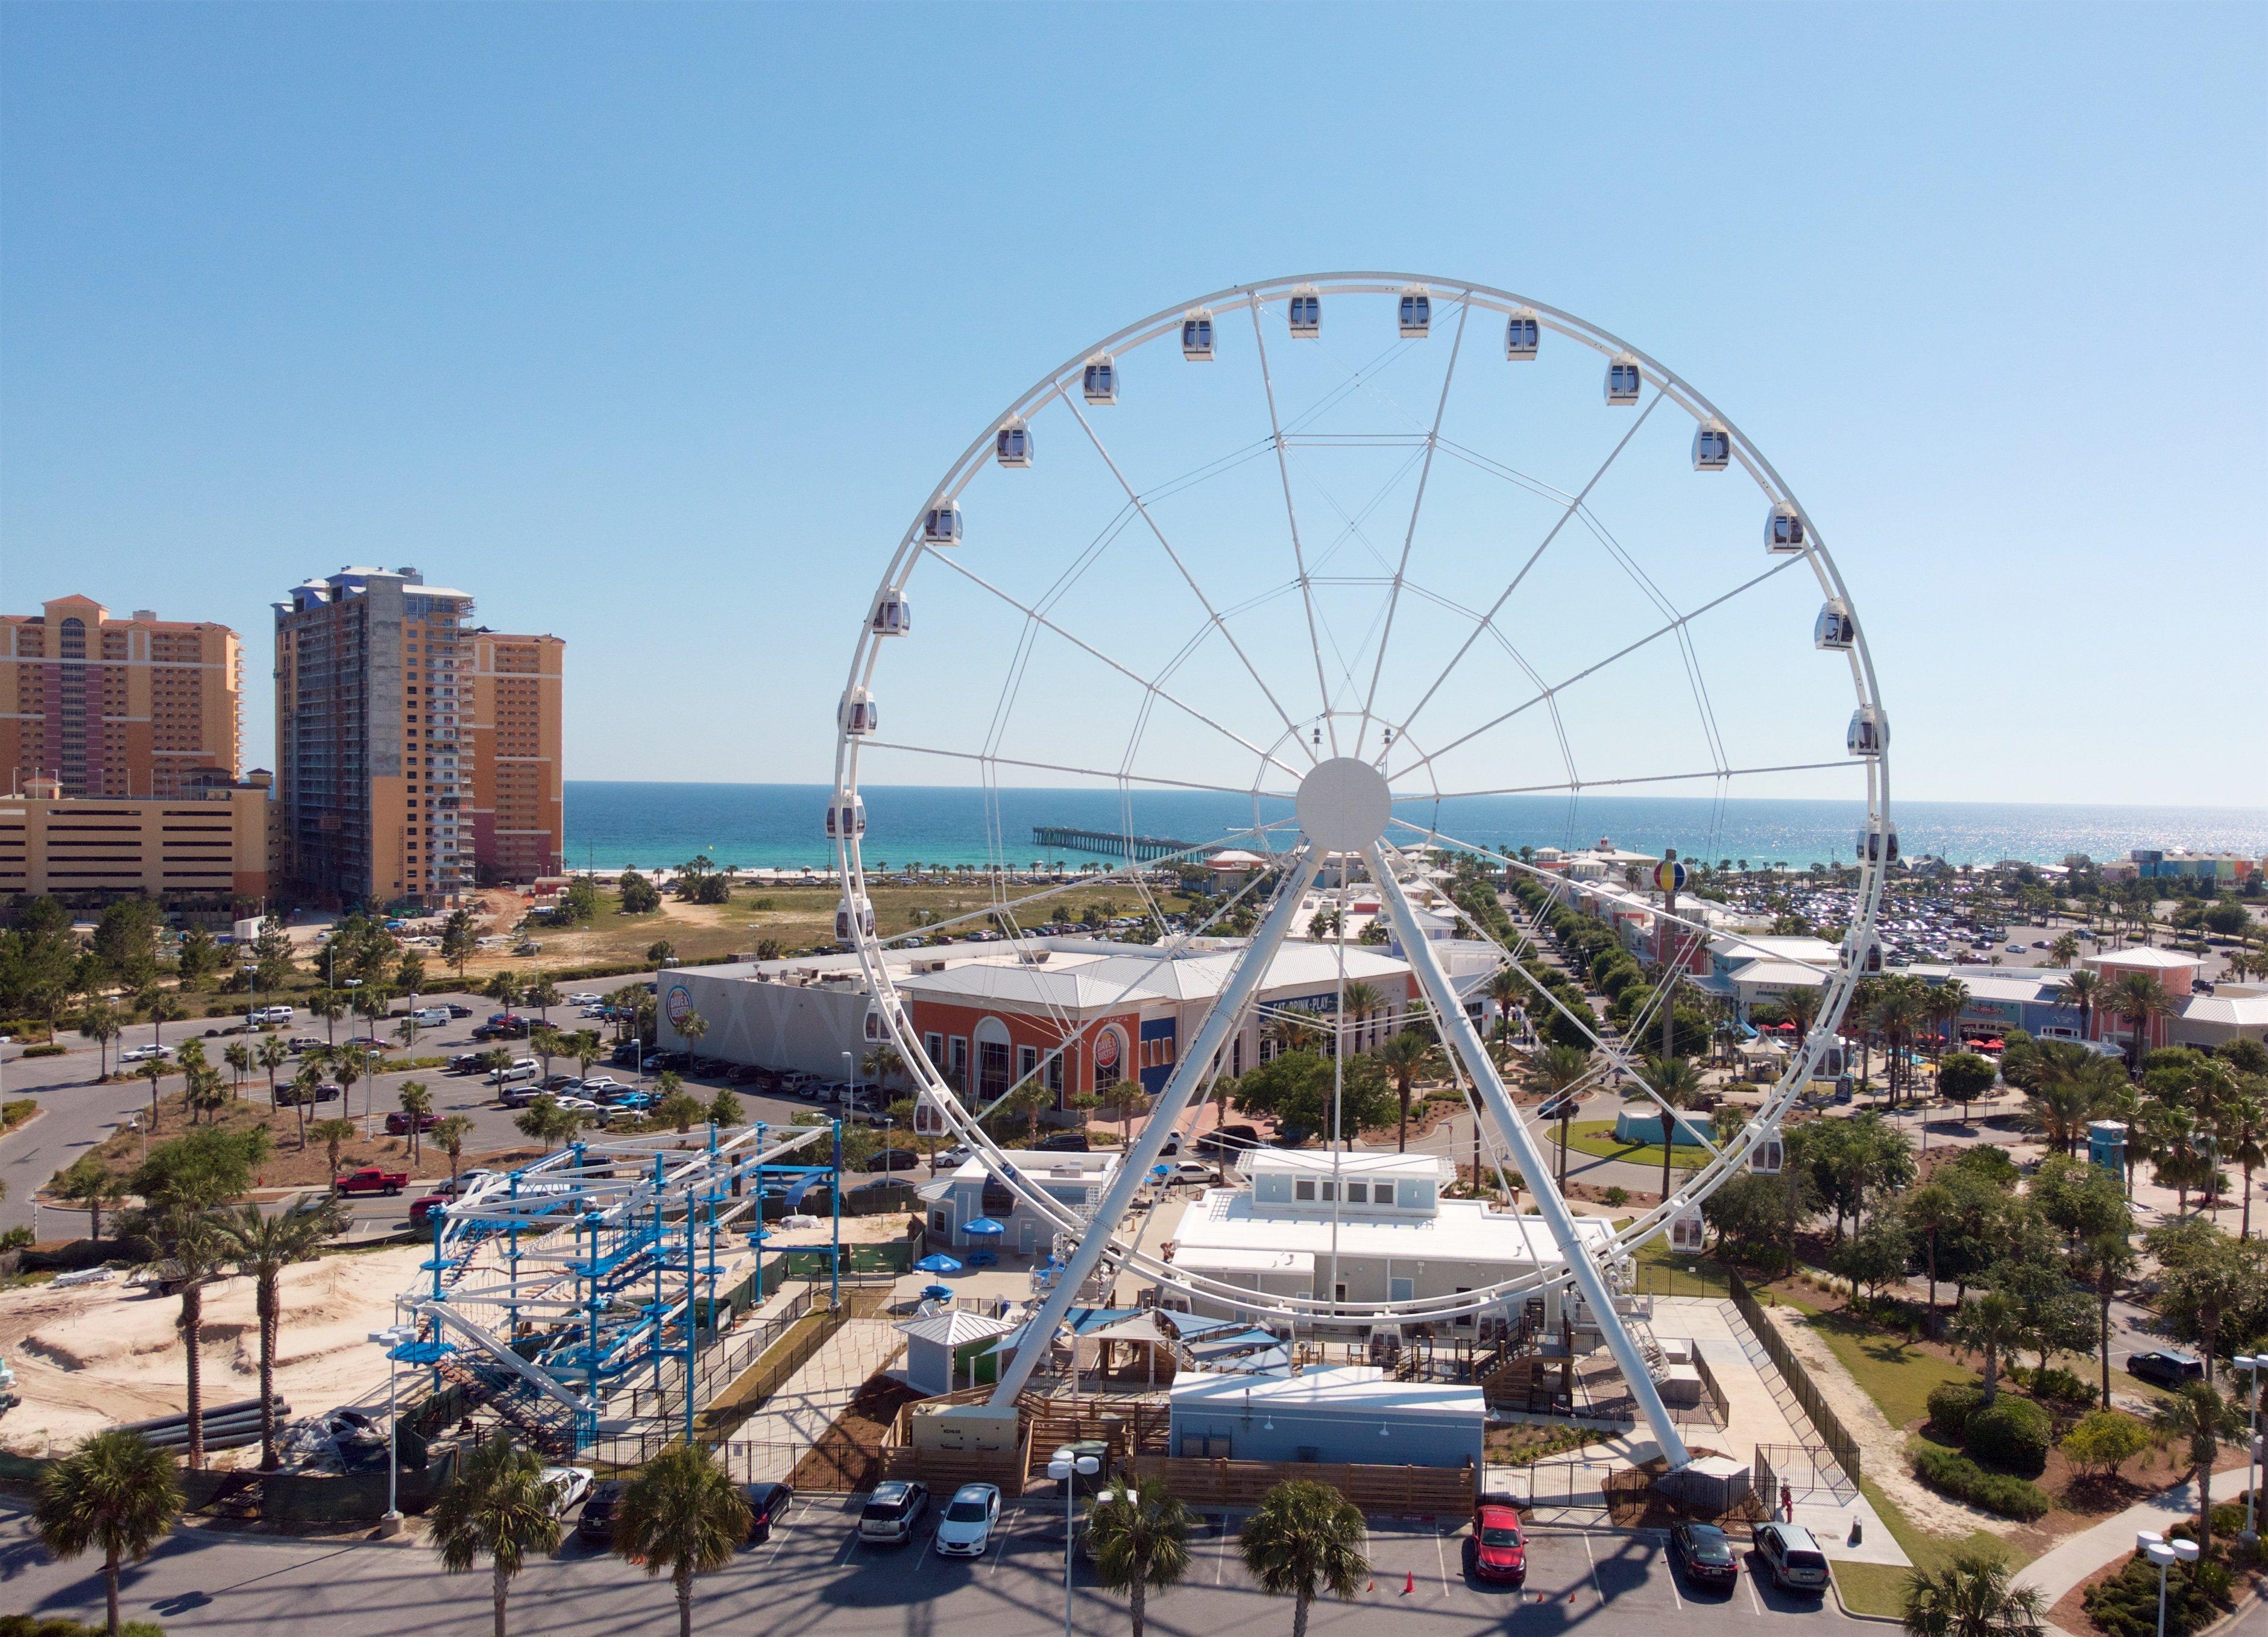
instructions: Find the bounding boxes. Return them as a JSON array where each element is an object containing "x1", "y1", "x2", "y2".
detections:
[{"x1": 826, "y1": 273, "x2": 1891, "y2": 1451}]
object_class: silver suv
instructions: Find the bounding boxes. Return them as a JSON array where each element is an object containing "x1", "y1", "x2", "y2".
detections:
[{"x1": 858, "y1": 1480, "x2": 929, "y2": 1545}]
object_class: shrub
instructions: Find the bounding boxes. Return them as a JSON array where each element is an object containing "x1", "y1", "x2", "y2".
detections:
[
  {"x1": 0, "y1": 1619, "x2": 168, "y2": 1637},
  {"x1": 1967, "y1": 1395, "x2": 2053, "y2": 1477},
  {"x1": 0, "y1": 1225, "x2": 30, "y2": 1251},
  {"x1": 1926, "y1": 1381, "x2": 1986, "y2": 1440},
  {"x1": 2023, "y1": 1365, "x2": 2094, "y2": 1406},
  {"x1": 19, "y1": 1043, "x2": 64, "y2": 1059},
  {"x1": 2, "y1": 1099, "x2": 35, "y2": 1128},
  {"x1": 2061, "y1": 1410, "x2": 2152, "y2": 1480},
  {"x1": 2083, "y1": 1553, "x2": 2229, "y2": 1637},
  {"x1": 1910, "y1": 1443, "x2": 2051, "y2": 1520},
  {"x1": 1603, "y1": 1186, "x2": 1630, "y2": 1207}
]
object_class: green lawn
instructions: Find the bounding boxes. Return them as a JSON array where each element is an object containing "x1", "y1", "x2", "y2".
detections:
[
  {"x1": 1558, "y1": 1118, "x2": 1705, "y2": 1172},
  {"x1": 1630, "y1": 1234, "x2": 1739, "y2": 1299},
  {"x1": 1831, "y1": 1475, "x2": 2021, "y2": 1617},
  {"x1": 1790, "y1": 1307, "x2": 1979, "y2": 1429}
]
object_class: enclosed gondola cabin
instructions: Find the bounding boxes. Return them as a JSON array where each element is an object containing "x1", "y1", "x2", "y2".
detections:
[
  {"x1": 840, "y1": 687, "x2": 880, "y2": 737},
  {"x1": 1841, "y1": 932, "x2": 1883, "y2": 974},
  {"x1": 1398, "y1": 289, "x2": 1431, "y2": 338},
  {"x1": 1605, "y1": 354, "x2": 1643, "y2": 405},
  {"x1": 1750, "y1": 1134, "x2": 1784, "y2": 1176},
  {"x1": 995, "y1": 420, "x2": 1031, "y2": 467},
  {"x1": 1181, "y1": 312, "x2": 1215, "y2": 360},
  {"x1": 1846, "y1": 704, "x2": 1888, "y2": 757},
  {"x1": 1766, "y1": 502, "x2": 1806, "y2": 553},
  {"x1": 1813, "y1": 601, "x2": 1855, "y2": 651},
  {"x1": 1288, "y1": 288, "x2": 1321, "y2": 337},
  {"x1": 1082, "y1": 358, "x2": 1117, "y2": 405},
  {"x1": 871, "y1": 592, "x2": 912, "y2": 636},
  {"x1": 1692, "y1": 423, "x2": 1731, "y2": 471},
  {"x1": 824, "y1": 790, "x2": 867, "y2": 841},
  {"x1": 1668, "y1": 1207, "x2": 1707, "y2": 1254},
  {"x1": 1856, "y1": 825, "x2": 1900, "y2": 864},
  {"x1": 836, "y1": 894, "x2": 875, "y2": 942},
  {"x1": 1505, "y1": 311, "x2": 1540, "y2": 359},
  {"x1": 913, "y1": 1092, "x2": 948, "y2": 1137},
  {"x1": 922, "y1": 503, "x2": 962, "y2": 547}
]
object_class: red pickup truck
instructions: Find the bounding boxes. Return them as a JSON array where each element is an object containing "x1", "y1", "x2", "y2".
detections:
[{"x1": 334, "y1": 1167, "x2": 411, "y2": 1197}]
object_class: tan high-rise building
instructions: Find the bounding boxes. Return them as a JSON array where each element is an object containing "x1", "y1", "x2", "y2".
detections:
[
  {"x1": 464, "y1": 629, "x2": 565, "y2": 884},
  {"x1": 1, "y1": 597, "x2": 242, "y2": 798}
]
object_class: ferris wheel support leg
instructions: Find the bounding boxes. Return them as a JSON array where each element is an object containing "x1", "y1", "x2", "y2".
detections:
[
  {"x1": 1364, "y1": 845, "x2": 1692, "y2": 1471},
  {"x1": 987, "y1": 847, "x2": 1325, "y2": 1410}
]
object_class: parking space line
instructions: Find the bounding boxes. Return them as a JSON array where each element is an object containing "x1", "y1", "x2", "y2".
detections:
[
  {"x1": 1215, "y1": 1521, "x2": 1229, "y2": 1585},
  {"x1": 1660, "y1": 1538, "x2": 1681, "y2": 1611},
  {"x1": 1581, "y1": 1531, "x2": 1605, "y2": 1606},
  {"x1": 757, "y1": 1504, "x2": 805, "y2": 1570},
  {"x1": 1434, "y1": 1528, "x2": 1451, "y2": 1595},
  {"x1": 985, "y1": 1520, "x2": 1013, "y2": 1576},
  {"x1": 1745, "y1": 1567, "x2": 1764, "y2": 1616},
  {"x1": 834, "y1": 1529, "x2": 861, "y2": 1568}
]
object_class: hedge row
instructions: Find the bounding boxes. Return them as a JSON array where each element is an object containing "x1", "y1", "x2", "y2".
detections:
[{"x1": 1909, "y1": 1442, "x2": 2050, "y2": 1519}]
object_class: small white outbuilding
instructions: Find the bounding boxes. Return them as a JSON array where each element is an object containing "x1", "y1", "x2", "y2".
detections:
[{"x1": 898, "y1": 1310, "x2": 1016, "y2": 1397}]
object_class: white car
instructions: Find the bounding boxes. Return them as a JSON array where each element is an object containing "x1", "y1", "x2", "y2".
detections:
[
  {"x1": 933, "y1": 1483, "x2": 1001, "y2": 1557},
  {"x1": 567, "y1": 992, "x2": 600, "y2": 1006},
  {"x1": 490, "y1": 1058, "x2": 541, "y2": 1085},
  {"x1": 1168, "y1": 1161, "x2": 1216, "y2": 1187},
  {"x1": 540, "y1": 1465, "x2": 594, "y2": 1518},
  {"x1": 120, "y1": 1044, "x2": 171, "y2": 1064}
]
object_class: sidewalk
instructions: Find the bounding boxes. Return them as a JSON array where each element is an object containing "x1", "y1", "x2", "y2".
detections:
[
  {"x1": 714, "y1": 1314, "x2": 906, "y2": 1483},
  {"x1": 2015, "y1": 1481, "x2": 2199, "y2": 1606}
]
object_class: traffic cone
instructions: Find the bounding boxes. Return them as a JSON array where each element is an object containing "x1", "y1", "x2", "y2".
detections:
[
  {"x1": 1367, "y1": 1579, "x2": 1376, "y2": 1593},
  {"x1": 1402, "y1": 1571, "x2": 1416, "y2": 1595}
]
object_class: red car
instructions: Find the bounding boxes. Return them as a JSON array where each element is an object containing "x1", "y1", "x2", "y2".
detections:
[
  {"x1": 335, "y1": 1167, "x2": 410, "y2": 1196},
  {"x1": 409, "y1": 1195, "x2": 447, "y2": 1228},
  {"x1": 1471, "y1": 1502, "x2": 1526, "y2": 1584},
  {"x1": 385, "y1": 1110, "x2": 441, "y2": 1135}
]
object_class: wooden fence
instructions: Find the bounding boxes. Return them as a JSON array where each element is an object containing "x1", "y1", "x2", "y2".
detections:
[
  {"x1": 1727, "y1": 1272, "x2": 1862, "y2": 1488},
  {"x1": 1122, "y1": 1456, "x2": 1475, "y2": 1516}
]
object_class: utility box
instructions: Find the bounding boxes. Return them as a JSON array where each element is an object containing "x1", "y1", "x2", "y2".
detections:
[
  {"x1": 1660, "y1": 1455, "x2": 1751, "y2": 1512},
  {"x1": 912, "y1": 1403, "x2": 1020, "y2": 1454}
]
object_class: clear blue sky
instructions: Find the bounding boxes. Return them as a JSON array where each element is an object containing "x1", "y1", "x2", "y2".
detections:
[{"x1": 4, "y1": 3, "x2": 2262, "y2": 810}]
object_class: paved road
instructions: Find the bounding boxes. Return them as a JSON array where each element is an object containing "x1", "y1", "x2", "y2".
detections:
[
  {"x1": 0, "y1": 974, "x2": 834, "y2": 1236},
  {"x1": 0, "y1": 1491, "x2": 1853, "y2": 1637}
]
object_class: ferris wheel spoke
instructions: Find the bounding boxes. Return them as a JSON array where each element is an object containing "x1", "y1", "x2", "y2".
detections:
[
  {"x1": 1396, "y1": 757, "x2": 1858, "y2": 803},
  {"x1": 1247, "y1": 302, "x2": 1341, "y2": 754},
  {"x1": 1355, "y1": 297, "x2": 1469, "y2": 760},
  {"x1": 859, "y1": 740, "x2": 1296, "y2": 802},
  {"x1": 1062, "y1": 396, "x2": 1316, "y2": 763},
  {"x1": 1385, "y1": 552, "x2": 1807, "y2": 784},
  {"x1": 1390, "y1": 393, "x2": 1665, "y2": 747},
  {"x1": 925, "y1": 551, "x2": 1306, "y2": 784}
]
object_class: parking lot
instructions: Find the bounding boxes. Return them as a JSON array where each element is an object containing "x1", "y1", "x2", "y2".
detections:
[{"x1": 0, "y1": 1489, "x2": 1855, "y2": 1637}]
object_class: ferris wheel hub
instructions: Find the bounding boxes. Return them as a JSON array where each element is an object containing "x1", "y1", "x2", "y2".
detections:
[{"x1": 1296, "y1": 756, "x2": 1393, "y2": 852}]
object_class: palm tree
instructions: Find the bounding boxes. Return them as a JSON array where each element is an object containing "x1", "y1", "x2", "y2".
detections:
[
  {"x1": 310, "y1": 986, "x2": 347, "y2": 1048},
  {"x1": 2074, "y1": 1229, "x2": 2138, "y2": 1409},
  {"x1": 2153, "y1": 1381, "x2": 2244, "y2": 1557},
  {"x1": 310, "y1": 1117, "x2": 358, "y2": 1188},
  {"x1": 485, "y1": 971, "x2": 525, "y2": 1018},
  {"x1": 134, "y1": 1058, "x2": 171, "y2": 1132},
  {"x1": 256, "y1": 1032, "x2": 288, "y2": 1109},
  {"x1": 1643, "y1": 1055, "x2": 1704, "y2": 1206},
  {"x1": 219, "y1": 1200, "x2": 339, "y2": 1469},
  {"x1": 523, "y1": 975, "x2": 561, "y2": 1027},
  {"x1": 1238, "y1": 1478, "x2": 1369, "y2": 1637},
  {"x1": 1086, "y1": 1474, "x2": 1195, "y2": 1637},
  {"x1": 1950, "y1": 1290, "x2": 2026, "y2": 1404},
  {"x1": 77, "y1": 1000, "x2": 122, "y2": 1080},
  {"x1": 434, "y1": 1114, "x2": 475, "y2": 1183},
  {"x1": 1335, "y1": 980, "x2": 1387, "y2": 1056},
  {"x1": 1927, "y1": 980, "x2": 1970, "y2": 1067},
  {"x1": 2047, "y1": 933, "x2": 2080, "y2": 970},
  {"x1": 222, "y1": 1039, "x2": 251, "y2": 1102},
  {"x1": 2108, "y1": 970, "x2": 2169, "y2": 1072},
  {"x1": 1899, "y1": 1548, "x2": 2047, "y2": 1637},
  {"x1": 398, "y1": 1080, "x2": 434, "y2": 1164},
  {"x1": 55, "y1": 1154, "x2": 127, "y2": 1246},
  {"x1": 1375, "y1": 1029, "x2": 1437, "y2": 1153},
  {"x1": 2219, "y1": 1092, "x2": 2264, "y2": 1240},
  {"x1": 572, "y1": 1029, "x2": 603, "y2": 1082},
  {"x1": 34, "y1": 1429, "x2": 183, "y2": 1637},
  {"x1": 514, "y1": 1096, "x2": 586, "y2": 1149},
  {"x1": 136, "y1": 980, "x2": 186, "y2": 1055},
  {"x1": 160, "y1": 1211, "x2": 232, "y2": 1469},
  {"x1": 530, "y1": 1025, "x2": 566, "y2": 1082},
  {"x1": 610, "y1": 1442, "x2": 749, "y2": 1637},
  {"x1": 2059, "y1": 968, "x2": 2101, "y2": 1039},
  {"x1": 430, "y1": 1429, "x2": 564, "y2": 1637},
  {"x1": 1528, "y1": 1042, "x2": 1592, "y2": 1187}
]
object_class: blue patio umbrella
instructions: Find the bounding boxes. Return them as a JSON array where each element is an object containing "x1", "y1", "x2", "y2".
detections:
[
  {"x1": 962, "y1": 1217, "x2": 1006, "y2": 1237},
  {"x1": 921, "y1": 1283, "x2": 955, "y2": 1301},
  {"x1": 915, "y1": 1253, "x2": 963, "y2": 1274}
]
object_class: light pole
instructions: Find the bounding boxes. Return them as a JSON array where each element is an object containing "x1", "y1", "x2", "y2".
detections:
[
  {"x1": 2235, "y1": 1354, "x2": 2263, "y2": 1546},
  {"x1": 1045, "y1": 1451, "x2": 1100, "y2": 1637},
  {"x1": 2137, "y1": 1531, "x2": 2198, "y2": 1637},
  {"x1": 844, "y1": 1050, "x2": 857, "y2": 1115},
  {"x1": 369, "y1": 1321, "x2": 415, "y2": 1533}
]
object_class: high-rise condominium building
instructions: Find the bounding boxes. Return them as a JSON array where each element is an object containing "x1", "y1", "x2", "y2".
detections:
[
  {"x1": 464, "y1": 629, "x2": 565, "y2": 883},
  {"x1": 274, "y1": 567, "x2": 565, "y2": 908},
  {"x1": 1, "y1": 596, "x2": 242, "y2": 797}
]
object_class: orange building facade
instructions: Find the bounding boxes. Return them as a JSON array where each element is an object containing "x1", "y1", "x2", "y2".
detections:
[
  {"x1": 1, "y1": 597, "x2": 242, "y2": 798},
  {"x1": 464, "y1": 631, "x2": 565, "y2": 884}
]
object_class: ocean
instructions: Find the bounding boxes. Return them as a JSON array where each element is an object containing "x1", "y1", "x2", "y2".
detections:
[{"x1": 562, "y1": 782, "x2": 2268, "y2": 874}]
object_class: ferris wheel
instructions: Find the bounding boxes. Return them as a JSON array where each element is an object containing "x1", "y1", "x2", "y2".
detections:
[{"x1": 828, "y1": 274, "x2": 1890, "y2": 1464}]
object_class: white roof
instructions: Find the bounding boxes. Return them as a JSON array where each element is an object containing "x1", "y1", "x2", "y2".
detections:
[
  {"x1": 1235, "y1": 1147, "x2": 1452, "y2": 1182},
  {"x1": 2181, "y1": 993, "x2": 2268, "y2": 1026},
  {"x1": 1208, "y1": 850, "x2": 1267, "y2": 868},
  {"x1": 1171, "y1": 1363, "x2": 1484, "y2": 1421},
  {"x1": 898, "y1": 1310, "x2": 1016, "y2": 1346},
  {"x1": 1726, "y1": 960, "x2": 1830, "y2": 989},
  {"x1": 2087, "y1": 948, "x2": 2204, "y2": 972},
  {"x1": 1714, "y1": 933, "x2": 1841, "y2": 967},
  {"x1": 1170, "y1": 1246, "x2": 1316, "y2": 1275},
  {"x1": 1168, "y1": 1191, "x2": 1613, "y2": 1267},
  {"x1": 947, "y1": 1150, "x2": 1118, "y2": 1186}
]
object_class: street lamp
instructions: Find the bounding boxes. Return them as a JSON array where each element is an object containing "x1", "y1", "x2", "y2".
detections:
[
  {"x1": 2136, "y1": 1530, "x2": 2199, "y2": 1637},
  {"x1": 2235, "y1": 1354, "x2": 2263, "y2": 1545},
  {"x1": 369, "y1": 1321, "x2": 416, "y2": 1533},
  {"x1": 1045, "y1": 1451, "x2": 1100, "y2": 1637}
]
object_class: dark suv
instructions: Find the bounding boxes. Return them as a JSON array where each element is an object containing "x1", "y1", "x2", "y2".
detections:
[
  {"x1": 2128, "y1": 1349, "x2": 2205, "y2": 1388},
  {"x1": 576, "y1": 1480, "x2": 626, "y2": 1545}
]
